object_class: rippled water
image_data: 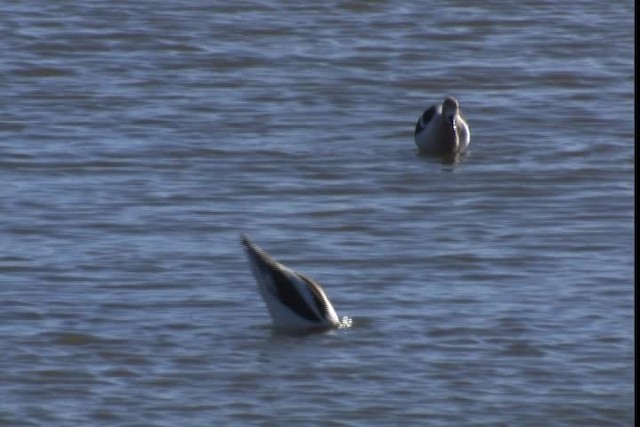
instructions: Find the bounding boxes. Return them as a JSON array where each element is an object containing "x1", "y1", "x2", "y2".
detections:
[{"x1": 0, "y1": 1, "x2": 634, "y2": 426}]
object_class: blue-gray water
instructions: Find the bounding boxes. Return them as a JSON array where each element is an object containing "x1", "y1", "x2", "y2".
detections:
[{"x1": 0, "y1": 1, "x2": 634, "y2": 426}]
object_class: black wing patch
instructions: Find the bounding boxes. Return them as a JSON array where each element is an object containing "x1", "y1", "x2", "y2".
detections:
[
  {"x1": 415, "y1": 105, "x2": 436, "y2": 136},
  {"x1": 266, "y1": 266, "x2": 324, "y2": 324},
  {"x1": 297, "y1": 274, "x2": 333, "y2": 322}
]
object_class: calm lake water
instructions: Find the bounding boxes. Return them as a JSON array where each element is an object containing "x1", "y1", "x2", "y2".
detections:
[{"x1": 0, "y1": 1, "x2": 634, "y2": 426}]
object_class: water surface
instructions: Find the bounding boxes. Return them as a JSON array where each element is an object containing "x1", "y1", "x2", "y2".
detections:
[{"x1": 0, "y1": 1, "x2": 634, "y2": 426}]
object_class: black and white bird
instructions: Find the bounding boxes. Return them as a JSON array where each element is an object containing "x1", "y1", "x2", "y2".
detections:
[
  {"x1": 240, "y1": 234, "x2": 341, "y2": 331},
  {"x1": 414, "y1": 96, "x2": 470, "y2": 156}
]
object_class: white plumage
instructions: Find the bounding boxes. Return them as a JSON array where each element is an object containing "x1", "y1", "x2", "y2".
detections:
[
  {"x1": 414, "y1": 96, "x2": 470, "y2": 156},
  {"x1": 240, "y1": 234, "x2": 340, "y2": 330}
]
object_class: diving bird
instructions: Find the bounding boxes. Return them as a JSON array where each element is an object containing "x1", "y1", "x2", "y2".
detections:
[
  {"x1": 240, "y1": 234, "x2": 341, "y2": 330},
  {"x1": 414, "y1": 96, "x2": 470, "y2": 156}
]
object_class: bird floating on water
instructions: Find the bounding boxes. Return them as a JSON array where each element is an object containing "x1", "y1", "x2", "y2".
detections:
[
  {"x1": 414, "y1": 96, "x2": 470, "y2": 156},
  {"x1": 241, "y1": 234, "x2": 343, "y2": 331}
]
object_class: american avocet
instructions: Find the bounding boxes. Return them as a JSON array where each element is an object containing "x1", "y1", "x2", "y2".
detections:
[
  {"x1": 241, "y1": 234, "x2": 341, "y2": 330},
  {"x1": 414, "y1": 96, "x2": 470, "y2": 156}
]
